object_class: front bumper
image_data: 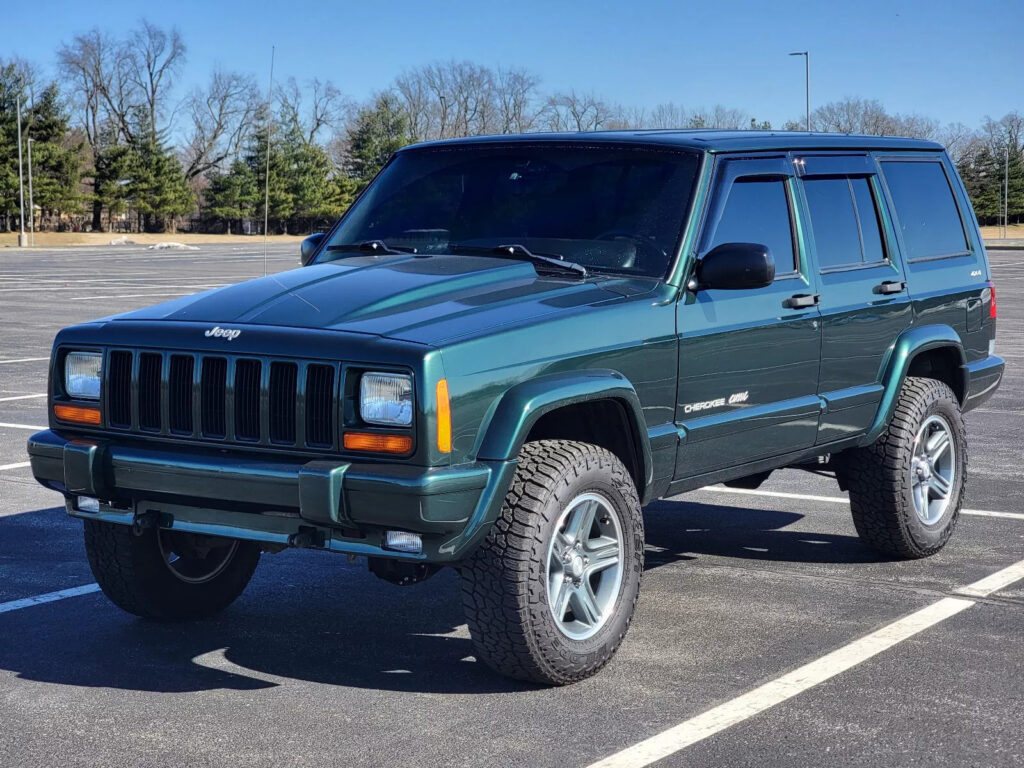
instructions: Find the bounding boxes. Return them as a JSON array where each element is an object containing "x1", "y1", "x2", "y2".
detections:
[{"x1": 27, "y1": 430, "x2": 515, "y2": 563}]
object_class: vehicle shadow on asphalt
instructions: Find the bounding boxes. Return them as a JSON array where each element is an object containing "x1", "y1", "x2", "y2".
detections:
[
  {"x1": 0, "y1": 500, "x2": 879, "y2": 696},
  {"x1": 0, "y1": 507, "x2": 532, "y2": 695},
  {"x1": 643, "y1": 499, "x2": 882, "y2": 566}
]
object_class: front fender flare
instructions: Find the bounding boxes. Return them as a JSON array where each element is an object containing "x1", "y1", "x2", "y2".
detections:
[
  {"x1": 475, "y1": 369, "x2": 653, "y2": 496},
  {"x1": 862, "y1": 324, "x2": 966, "y2": 445}
]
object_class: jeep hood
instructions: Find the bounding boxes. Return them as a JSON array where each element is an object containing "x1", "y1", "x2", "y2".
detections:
[{"x1": 111, "y1": 253, "x2": 649, "y2": 346}]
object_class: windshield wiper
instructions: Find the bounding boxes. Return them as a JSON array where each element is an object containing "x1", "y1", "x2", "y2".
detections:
[
  {"x1": 451, "y1": 243, "x2": 587, "y2": 278},
  {"x1": 325, "y1": 240, "x2": 417, "y2": 255}
]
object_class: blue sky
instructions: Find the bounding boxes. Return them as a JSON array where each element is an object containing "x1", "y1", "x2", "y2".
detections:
[{"x1": 3, "y1": 0, "x2": 1021, "y2": 129}]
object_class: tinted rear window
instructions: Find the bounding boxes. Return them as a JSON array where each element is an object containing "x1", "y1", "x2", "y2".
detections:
[
  {"x1": 880, "y1": 161, "x2": 968, "y2": 260},
  {"x1": 710, "y1": 179, "x2": 797, "y2": 273}
]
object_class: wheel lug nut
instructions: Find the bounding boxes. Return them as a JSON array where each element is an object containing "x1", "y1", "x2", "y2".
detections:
[{"x1": 574, "y1": 541, "x2": 582, "y2": 550}]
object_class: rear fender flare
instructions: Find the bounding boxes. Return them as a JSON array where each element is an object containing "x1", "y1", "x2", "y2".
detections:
[{"x1": 862, "y1": 324, "x2": 966, "y2": 445}]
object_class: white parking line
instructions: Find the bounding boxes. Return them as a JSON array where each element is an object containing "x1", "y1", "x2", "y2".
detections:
[
  {"x1": 0, "y1": 422, "x2": 47, "y2": 431},
  {"x1": 0, "y1": 462, "x2": 30, "y2": 471},
  {"x1": 0, "y1": 393, "x2": 46, "y2": 402},
  {"x1": 0, "y1": 358, "x2": 48, "y2": 364},
  {"x1": 697, "y1": 485, "x2": 1024, "y2": 521},
  {"x1": 69, "y1": 291, "x2": 204, "y2": 301},
  {"x1": 956, "y1": 560, "x2": 1024, "y2": 598},
  {"x1": 0, "y1": 584, "x2": 101, "y2": 615},
  {"x1": 586, "y1": 558, "x2": 1024, "y2": 768}
]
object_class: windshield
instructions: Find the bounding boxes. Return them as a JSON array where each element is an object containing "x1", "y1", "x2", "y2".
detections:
[{"x1": 321, "y1": 143, "x2": 701, "y2": 278}]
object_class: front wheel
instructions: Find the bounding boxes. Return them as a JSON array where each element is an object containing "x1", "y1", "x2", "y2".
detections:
[
  {"x1": 83, "y1": 520, "x2": 261, "y2": 620},
  {"x1": 460, "y1": 440, "x2": 644, "y2": 685}
]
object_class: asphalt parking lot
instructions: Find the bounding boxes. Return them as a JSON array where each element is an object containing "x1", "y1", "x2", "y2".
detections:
[{"x1": 1, "y1": 243, "x2": 1021, "y2": 768}]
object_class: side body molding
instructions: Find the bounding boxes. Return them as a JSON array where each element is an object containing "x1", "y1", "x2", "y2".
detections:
[
  {"x1": 862, "y1": 324, "x2": 966, "y2": 445},
  {"x1": 475, "y1": 370, "x2": 654, "y2": 498}
]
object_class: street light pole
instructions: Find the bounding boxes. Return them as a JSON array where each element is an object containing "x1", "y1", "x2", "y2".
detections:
[
  {"x1": 789, "y1": 51, "x2": 810, "y2": 131},
  {"x1": 1005, "y1": 143, "x2": 1010, "y2": 240},
  {"x1": 27, "y1": 138, "x2": 35, "y2": 247},
  {"x1": 16, "y1": 95, "x2": 26, "y2": 247}
]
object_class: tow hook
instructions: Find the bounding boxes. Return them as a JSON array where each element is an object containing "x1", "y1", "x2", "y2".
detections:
[
  {"x1": 132, "y1": 509, "x2": 172, "y2": 536},
  {"x1": 289, "y1": 526, "x2": 326, "y2": 549}
]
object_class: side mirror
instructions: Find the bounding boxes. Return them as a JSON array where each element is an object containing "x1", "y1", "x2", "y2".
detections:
[
  {"x1": 691, "y1": 242, "x2": 775, "y2": 291},
  {"x1": 300, "y1": 232, "x2": 326, "y2": 266}
]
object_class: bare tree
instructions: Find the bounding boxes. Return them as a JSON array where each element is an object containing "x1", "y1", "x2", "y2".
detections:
[
  {"x1": 644, "y1": 102, "x2": 688, "y2": 129},
  {"x1": 59, "y1": 30, "x2": 129, "y2": 146},
  {"x1": 0, "y1": 57, "x2": 39, "y2": 106},
  {"x1": 393, "y1": 61, "x2": 504, "y2": 140},
  {"x1": 393, "y1": 70, "x2": 432, "y2": 141},
  {"x1": 494, "y1": 67, "x2": 541, "y2": 133},
  {"x1": 934, "y1": 122, "x2": 977, "y2": 163},
  {"x1": 981, "y1": 113, "x2": 1024, "y2": 155},
  {"x1": 542, "y1": 91, "x2": 622, "y2": 131},
  {"x1": 277, "y1": 76, "x2": 349, "y2": 145},
  {"x1": 125, "y1": 21, "x2": 186, "y2": 138},
  {"x1": 58, "y1": 30, "x2": 135, "y2": 229},
  {"x1": 790, "y1": 97, "x2": 938, "y2": 139},
  {"x1": 183, "y1": 69, "x2": 259, "y2": 180}
]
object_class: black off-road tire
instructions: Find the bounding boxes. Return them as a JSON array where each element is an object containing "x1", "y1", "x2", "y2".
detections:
[
  {"x1": 460, "y1": 440, "x2": 644, "y2": 685},
  {"x1": 83, "y1": 520, "x2": 261, "y2": 620},
  {"x1": 837, "y1": 377, "x2": 967, "y2": 559}
]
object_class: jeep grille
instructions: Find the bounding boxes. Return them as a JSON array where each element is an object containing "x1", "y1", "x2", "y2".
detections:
[{"x1": 104, "y1": 349, "x2": 337, "y2": 451}]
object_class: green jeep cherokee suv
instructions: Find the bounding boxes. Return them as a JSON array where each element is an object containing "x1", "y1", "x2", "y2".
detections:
[{"x1": 28, "y1": 131, "x2": 1004, "y2": 685}]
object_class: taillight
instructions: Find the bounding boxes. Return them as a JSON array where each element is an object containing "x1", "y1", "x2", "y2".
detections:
[{"x1": 988, "y1": 281, "x2": 997, "y2": 319}]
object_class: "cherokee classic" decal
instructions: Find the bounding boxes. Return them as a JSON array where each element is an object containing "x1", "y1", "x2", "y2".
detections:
[{"x1": 683, "y1": 391, "x2": 749, "y2": 414}]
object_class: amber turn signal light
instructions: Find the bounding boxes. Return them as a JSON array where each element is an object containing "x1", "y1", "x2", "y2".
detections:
[
  {"x1": 54, "y1": 404, "x2": 102, "y2": 425},
  {"x1": 436, "y1": 378, "x2": 451, "y2": 453},
  {"x1": 343, "y1": 431, "x2": 413, "y2": 454}
]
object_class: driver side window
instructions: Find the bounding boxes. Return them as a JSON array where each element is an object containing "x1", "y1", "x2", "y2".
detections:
[{"x1": 710, "y1": 178, "x2": 798, "y2": 275}]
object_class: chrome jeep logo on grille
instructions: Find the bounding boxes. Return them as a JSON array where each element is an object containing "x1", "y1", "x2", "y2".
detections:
[{"x1": 204, "y1": 326, "x2": 242, "y2": 340}]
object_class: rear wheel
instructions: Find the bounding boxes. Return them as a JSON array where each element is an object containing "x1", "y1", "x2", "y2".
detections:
[
  {"x1": 83, "y1": 520, "x2": 260, "y2": 620},
  {"x1": 838, "y1": 377, "x2": 967, "y2": 559},
  {"x1": 460, "y1": 440, "x2": 644, "y2": 685}
]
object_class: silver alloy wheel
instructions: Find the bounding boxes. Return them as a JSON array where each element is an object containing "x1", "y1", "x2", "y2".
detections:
[
  {"x1": 910, "y1": 414, "x2": 956, "y2": 525},
  {"x1": 157, "y1": 530, "x2": 239, "y2": 584},
  {"x1": 545, "y1": 492, "x2": 624, "y2": 641}
]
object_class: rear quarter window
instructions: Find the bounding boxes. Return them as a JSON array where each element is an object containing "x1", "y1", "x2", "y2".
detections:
[{"x1": 880, "y1": 161, "x2": 969, "y2": 261}]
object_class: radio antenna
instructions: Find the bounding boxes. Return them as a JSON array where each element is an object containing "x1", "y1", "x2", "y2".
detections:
[{"x1": 263, "y1": 45, "x2": 275, "y2": 277}]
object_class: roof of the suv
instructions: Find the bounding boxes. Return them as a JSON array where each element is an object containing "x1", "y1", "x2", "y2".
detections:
[{"x1": 403, "y1": 129, "x2": 945, "y2": 154}]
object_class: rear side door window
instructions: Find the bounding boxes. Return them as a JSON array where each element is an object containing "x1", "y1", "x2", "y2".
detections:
[
  {"x1": 803, "y1": 176, "x2": 887, "y2": 270},
  {"x1": 879, "y1": 161, "x2": 969, "y2": 261}
]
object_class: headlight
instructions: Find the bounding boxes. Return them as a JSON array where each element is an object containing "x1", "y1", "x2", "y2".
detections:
[
  {"x1": 65, "y1": 352, "x2": 102, "y2": 400},
  {"x1": 360, "y1": 372, "x2": 413, "y2": 426}
]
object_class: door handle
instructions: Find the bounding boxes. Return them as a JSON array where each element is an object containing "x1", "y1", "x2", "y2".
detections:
[
  {"x1": 874, "y1": 280, "x2": 907, "y2": 295},
  {"x1": 784, "y1": 293, "x2": 820, "y2": 309}
]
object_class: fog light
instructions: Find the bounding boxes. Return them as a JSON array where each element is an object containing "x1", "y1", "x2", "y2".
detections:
[
  {"x1": 77, "y1": 496, "x2": 99, "y2": 513},
  {"x1": 384, "y1": 530, "x2": 422, "y2": 554}
]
